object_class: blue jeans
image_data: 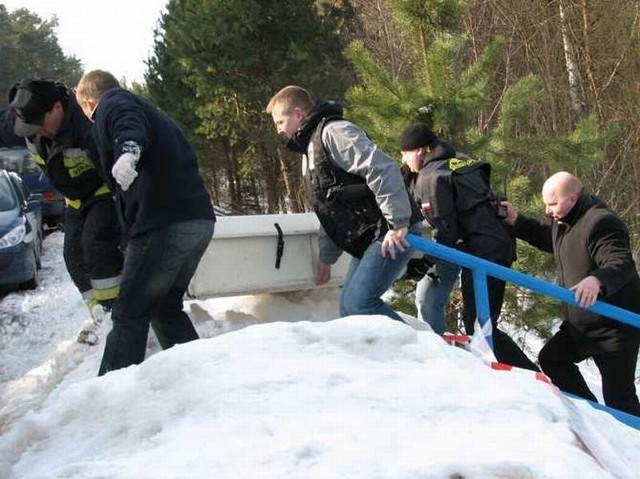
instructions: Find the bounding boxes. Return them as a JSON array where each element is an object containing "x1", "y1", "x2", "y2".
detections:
[
  {"x1": 415, "y1": 259, "x2": 460, "y2": 334},
  {"x1": 98, "y1": 219, "x2": 215, "y2": 375},
  {"x1": 340, "y1": 237, "x2": 416, "y2": 322}
]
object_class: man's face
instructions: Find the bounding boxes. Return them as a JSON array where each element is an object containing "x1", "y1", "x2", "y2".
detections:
[
  {"x1": 401, "y1": 148, "x2": 423, "y2": 173},
  {"x1": 271, "y1": 104, "x2": 305, "y2": 139},
  {"x1": 35, "y1": 102, "x2": 64, "y2": 138},
  {"x1": 542, "y1": 188, "x2": 577, "y2": 221}
]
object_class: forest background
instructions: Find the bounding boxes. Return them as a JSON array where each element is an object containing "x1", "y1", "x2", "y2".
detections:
[{"x1": 2, "y1": 0, "x2": 640, "y2": 337}]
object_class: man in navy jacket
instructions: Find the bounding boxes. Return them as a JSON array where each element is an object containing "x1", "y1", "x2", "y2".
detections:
[{"x1": 76, "y1": 70, "x2": 216, "y2": 375}]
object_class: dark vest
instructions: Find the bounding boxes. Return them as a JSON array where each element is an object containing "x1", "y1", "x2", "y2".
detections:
[{"x1": 307, "y1": 117, "x2": 422, "y2": 258}]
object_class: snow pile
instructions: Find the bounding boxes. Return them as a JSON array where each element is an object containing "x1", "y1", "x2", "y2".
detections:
[{"x1": 0, "y1": 231, "x2": 639, "y2": 478}]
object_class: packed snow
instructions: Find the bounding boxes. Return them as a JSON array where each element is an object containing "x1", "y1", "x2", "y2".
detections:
[{"x1": 1, "y1": 231, "x2": 639, "y2": 478}]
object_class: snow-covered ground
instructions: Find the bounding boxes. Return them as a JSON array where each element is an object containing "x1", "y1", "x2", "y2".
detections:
[{"x1": 0, "y1": 231, "x2": 639, "y2": 478}]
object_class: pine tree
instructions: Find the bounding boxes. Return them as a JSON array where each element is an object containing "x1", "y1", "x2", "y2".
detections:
[
  {"x1": 146, "y1": 0, "x2": 354, "y2": 213},
  {"x1": 343, "y1": 0, "x2": 615, "y2": 334},
  {"x1": 0, "y1": 6, "x2": 82, "y2": 104}
]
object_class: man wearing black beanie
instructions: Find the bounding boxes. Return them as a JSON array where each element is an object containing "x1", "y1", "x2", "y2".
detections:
[{"x1": 401, "y1": 122, "x2": 538, "y2": 371}]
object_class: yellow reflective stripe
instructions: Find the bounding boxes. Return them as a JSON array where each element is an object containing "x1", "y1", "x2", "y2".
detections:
[
  {"x1": 449, "y1": 158, "x2": 479, "y2": 171},
  {"x1": 63, "y1": 183, "x2": 111, "y2": 210},
  {"x1": 31, "y1": 154, "x2": 45, "y2": 166},
  {"x1": 63, "y1": 149, "x2": 95, "y2": 178},
  {"x1": 91, "y1": 275, "x2": 121, "y2": 302},
  {"x1": 92, "y1": 285, "x2": 120, "y2": 302},
  {"x1": 95, "y1": 183, "x2": 112, "y2": 195},
  {"x1": 66, "y1": 198, "x2": 82, "y2": 209}
]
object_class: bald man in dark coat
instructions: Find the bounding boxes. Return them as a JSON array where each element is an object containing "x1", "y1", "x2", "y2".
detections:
[{"x1": 505, "y1": 171, "x2": 640, "y2": 416}]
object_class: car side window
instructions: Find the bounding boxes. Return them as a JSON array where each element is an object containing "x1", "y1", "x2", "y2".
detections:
[
  {"x1": 0, "y1": 148, "x2": 26, "y2": 173},
  {"x1": 0, "y1": 175, "x2": 18, "y2": 210},
  {"x1": 22, "y1": 154, "x2": 41, "y2": 174},
  {"x1": 7, "y1": 173, "x2": 29, "y2": 206}
]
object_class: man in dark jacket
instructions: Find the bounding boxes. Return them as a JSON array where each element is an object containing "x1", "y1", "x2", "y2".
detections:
[
  {"x1": 6, "y1": 78, "x2": 123, "y2": 344},
  {"x1": 266, "y1": 85, "x2": 423, "y2": 322},
  {"x1": 504, "y1": 171, "x2": 640, "y2": 416},
  {"x1": 400, "y1": 122, "x2": 538, "y2": 370},
  {"x1": 76, "y1": 70, "x2": 216, "y2": 375}
]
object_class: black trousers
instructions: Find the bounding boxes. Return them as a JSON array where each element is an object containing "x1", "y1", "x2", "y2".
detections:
[
  {"x1": 98, "y1": 220, "x2": 214, "y2": 376},
  {"x1": 538, "y1": 328, "x2": 640, "y2": 417},
  {"x1": 63, "y1": 197, "x2": 123, "y2": 300},
  {"x1": 461, "y1": 270, "x2": 539, "y2": 371}
]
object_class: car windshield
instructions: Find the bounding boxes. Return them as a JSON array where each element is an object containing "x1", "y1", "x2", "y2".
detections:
[
  {"x1": 0, "y1": 148, "x2": 31, "y2": 175},
  {"x1": 0, "y1": 175, "x2": 18, "y2": 211}
]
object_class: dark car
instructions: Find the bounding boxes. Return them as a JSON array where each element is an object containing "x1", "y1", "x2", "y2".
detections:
[
  {"x1": 0, "y1": 147, "x2": 65, "y2": 229},
  {"x1": 0, "y1": 169, "x2": 43, "y2": 290}
]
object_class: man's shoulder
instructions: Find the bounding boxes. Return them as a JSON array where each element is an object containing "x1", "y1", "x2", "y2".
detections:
[
  {"x1": 415, "y1": 164, "x2": 451, "y2": 196},
  {"x1": 320, "y1": 119, "x2": 369, "y2": 151},
  {"x1": 321, "y1": 118, "x2": 359, "y2": 135},
  {"x1": 422, "y1": 158, "x2": 452, "y2": 176},
  {"x1": 101, "y1": 88, "x2": 139, "y2": 111},
  {"x1": 584, "y1": 206, "x2": 625, "y2": 228}
]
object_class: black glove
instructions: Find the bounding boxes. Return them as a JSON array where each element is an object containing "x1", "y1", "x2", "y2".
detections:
[{"x1": 401, "y1": 256, "x2": 434, "y2": 282}]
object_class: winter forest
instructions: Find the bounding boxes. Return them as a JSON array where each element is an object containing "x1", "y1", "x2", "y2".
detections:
[
  {"x1": 2, "y1": 0, "x2": 640, "y2": 329},
  {"x1": 2, "y1": 2, "x2": 640, "y2": 476}
]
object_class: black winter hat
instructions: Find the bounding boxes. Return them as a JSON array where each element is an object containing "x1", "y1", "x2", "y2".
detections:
[
  {"x1": 400, "y1": 123, "x2": 436, "y2": 151},
  {"x1": 9, "y1": 78, "x2": 60, "y2": 137}
]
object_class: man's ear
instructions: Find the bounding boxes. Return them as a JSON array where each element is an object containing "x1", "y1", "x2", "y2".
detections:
[
  {"x1": 85, "y1": 99, "x2": 98, "y2": 111},
  {"x1": 294, "y1": 107, "x2": 306, "y2": 121},
  {"x1": 78, "y1": 97, "x2": 98, "y2": 119},
  {"x1": 568, "y1": 192, "x2": 579, "y2": 206}
]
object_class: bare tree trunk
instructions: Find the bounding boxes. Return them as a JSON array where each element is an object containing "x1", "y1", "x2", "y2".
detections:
[
  {"x1": 221, "y1": 137, "x2": 240, "y2": 212},
  {"x1": 373, "y1": 0, "x2": 400, "y2": 78},
  {"x1": 278, "y1": 149, "x2": 304, "y2": 213},
  {"x1": 261, "y1": 149, "x2": 280, "y2": 214},
  {"x1": 580, "y1": 0, "x2": 603, "y2": 118},
  {"x1": 558, "y1": 0, "x2": 587, "y2": 117},
  {"x1": 197, "y1": 141, "x2": 220, "y2": 206}
]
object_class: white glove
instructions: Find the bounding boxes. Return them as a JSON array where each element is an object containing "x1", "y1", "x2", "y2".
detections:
[{"x1": 112, "y1": 152, "x2": 139, "y2": 191}]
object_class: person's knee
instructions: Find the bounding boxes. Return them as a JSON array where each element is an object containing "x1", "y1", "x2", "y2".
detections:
[
  {"x1": 341, "y1": 293, "x2": 378, "y2": 316},
  {"x1": 537, "y1": 345, "x2": 551, "y2": 366},
  {"x1": 537, "y1": 344, "x2": 564, "y2": 374}
]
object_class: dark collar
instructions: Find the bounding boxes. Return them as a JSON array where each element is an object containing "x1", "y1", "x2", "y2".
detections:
[
  {"x1": 560, "y1": 192, "x2": 605, "y2": 226},
  {"x1": 286, "y1": 100, "x2": 343, "y2": 154}
]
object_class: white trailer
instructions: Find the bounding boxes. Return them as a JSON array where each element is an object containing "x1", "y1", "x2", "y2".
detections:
[{"x1": 188, "y1": 213, "x2": 351, "y2": 299}]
